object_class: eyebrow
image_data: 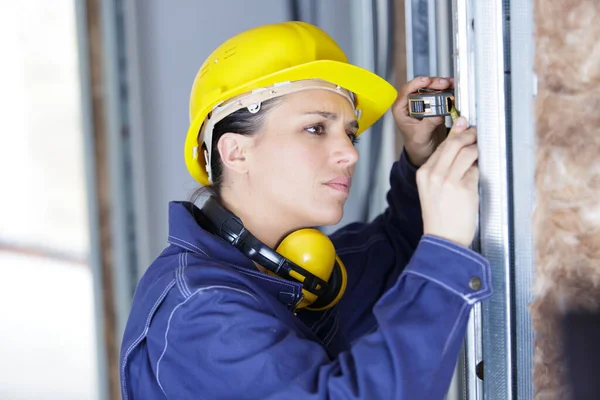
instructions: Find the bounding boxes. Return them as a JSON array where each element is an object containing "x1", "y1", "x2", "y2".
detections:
[{"x1": 303, "y1": 111, "x2": 359, "y2": 130}]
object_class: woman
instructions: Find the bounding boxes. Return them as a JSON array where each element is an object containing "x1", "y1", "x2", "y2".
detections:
[{"x1": 120, "y1": 21, "x2": 491, "y2": 399}]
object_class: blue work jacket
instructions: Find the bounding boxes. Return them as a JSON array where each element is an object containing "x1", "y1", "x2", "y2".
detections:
[{"x1": 120, "y1": 151, "x2": 492, "y2": 399}]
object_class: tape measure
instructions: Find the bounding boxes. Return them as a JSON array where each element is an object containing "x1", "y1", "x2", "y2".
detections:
[{"x1": 408, "y1": 88, "x2": 459, "y2": 121}]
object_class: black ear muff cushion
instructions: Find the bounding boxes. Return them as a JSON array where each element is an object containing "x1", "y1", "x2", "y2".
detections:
[{"x1": 308, "y1": 260, "x2": 342, "y2": 309}]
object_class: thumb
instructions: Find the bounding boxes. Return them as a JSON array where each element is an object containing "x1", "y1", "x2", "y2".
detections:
[
  {"x1": 422, "y1": 116, "x2": 445, "y2": 128},
  {"x1": 448, "y1": 116, "x2": 469, "y2": 137}
]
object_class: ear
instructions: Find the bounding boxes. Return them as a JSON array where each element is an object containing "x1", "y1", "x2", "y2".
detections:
[{"x1": 216, "y1": 133, "x2": 254, "y2": 175}]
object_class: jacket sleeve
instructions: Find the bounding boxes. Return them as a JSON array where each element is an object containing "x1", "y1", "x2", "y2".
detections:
[
  {"x1": 153, "y1": 237, "x2": 492, "y2": 400},
  {"x1": 330, "y1": 148, "x2": 426, "y2": 341}
]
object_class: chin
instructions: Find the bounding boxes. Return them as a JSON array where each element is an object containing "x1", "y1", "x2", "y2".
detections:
[{"x1": 309, "y1": 203, "x2": 345, "y2": 227}]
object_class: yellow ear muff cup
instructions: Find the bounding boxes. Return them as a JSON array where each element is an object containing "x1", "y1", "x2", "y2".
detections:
[
  {"x1": 273, "y1": 228, "x2": 346, "y2": 310},
  {"x1": 305, "y1": 255, "x2": 347, "y2": 311}
]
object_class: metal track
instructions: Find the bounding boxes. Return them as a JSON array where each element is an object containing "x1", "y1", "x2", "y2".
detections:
[
  {"x1": 473, "y1": 1, "x2": 514, "y2": 399},
  {"x1": 509, "y1": 0, "x2": 535, "y2": 398},
  {"x1": 452, "y1": 1, "x2": 482, "y2": 399}
]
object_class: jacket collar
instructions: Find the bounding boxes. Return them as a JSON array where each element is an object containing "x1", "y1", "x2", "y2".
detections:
[{"x1": 166, "y1": 201, "x2": 304, "y2": 309}]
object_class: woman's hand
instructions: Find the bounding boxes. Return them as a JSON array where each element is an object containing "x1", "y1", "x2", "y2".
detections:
[
  {"x1": 392, "y1": 76, "x2": 453, "y2": 167},
  {"x1": 416, "y1": 117, "x2": 479, "y2": 248}
]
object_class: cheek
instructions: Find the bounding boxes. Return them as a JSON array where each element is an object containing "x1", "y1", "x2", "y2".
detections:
[{"x1": 253, "y1": 137, "x2": 322, "y2": 188}]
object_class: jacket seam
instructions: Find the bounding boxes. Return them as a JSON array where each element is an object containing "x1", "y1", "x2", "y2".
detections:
[
  {"x1": 404, "y1": 270, "x2": 479, "y2": 305},
  {"x1": 323, "y1": 311, "x2": 340, "y2": 346},
  {"x1": 308, "y1": 307, "x2": 333, "y2": 330},
  {"x1": 420, "y1": 238, "x2": 491, "y2": 302},
  {"x1": 421, "y1": 237, "x2": 489, "y2": 267},
  {"x1": 121, "y1": 279, "x2": 176, "y2": 400},
  {"x1": 310, "y1": 307, "x2": 336, "y2": 334},
  {"x1": 184, "y1": 253, "x2": 192, "y2": 297},
  {"x1": 155, "y1": 285, "x2": 260, "y2": 396},
  {"x1": 168, "y1": 235, "x2": 209, "y2": 256},
  {"x1": 175, "y1": 253, "x2": 191, "y2": 298}
]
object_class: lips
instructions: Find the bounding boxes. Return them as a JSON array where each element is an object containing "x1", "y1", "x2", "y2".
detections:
[{"x1": 324, "y1": 176, "x2": 352, "y2": 194}]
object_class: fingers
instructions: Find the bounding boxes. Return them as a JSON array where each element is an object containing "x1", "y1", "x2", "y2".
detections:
[
  {"x1": 447, "y1": 119, "x2": 479, "y2": 181},
  {"x1": 434, "y1": 127, "x2": 476, "y2": 173},
  {"x1": 421, "y1": 117, "x2": 473, "y2": 169},
  {"x1": 463, "y1": 164, "x2": 479, "y2": 186},
  {"x1": 397, "y1": 76, "x2": 433, "y2": 98},
  {"x1": 394, "y1": 76, "x2": 454, "y2": 116},
  {"x1": 420, "y1": 115, "x2": 445, "y2": 129},
  {"x1": 448, "y1": 143, "x2": 479, "y2": 181},
  {"x1": 398, "y1": 76, "x2": 454, "y2": 98},
  {"x1": 447, "y1": 116, "x2": 469, "y2": 136},
  {"x1": 423, "y1": 77, "x2": 454, "y2": 91}
]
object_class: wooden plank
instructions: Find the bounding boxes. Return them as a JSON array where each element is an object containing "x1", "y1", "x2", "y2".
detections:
[{"x1": 83, "y1": 1, "x2": 120, "y2": 399}]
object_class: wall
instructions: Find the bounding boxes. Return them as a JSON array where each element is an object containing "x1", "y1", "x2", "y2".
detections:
[{"x1": 531, "y1": 0, "x2": 600, "y2": 397}]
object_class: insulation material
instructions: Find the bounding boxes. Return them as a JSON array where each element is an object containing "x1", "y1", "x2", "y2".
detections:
[{"x1": 531, "y1": 1, "x2": 600, "y2": 398}]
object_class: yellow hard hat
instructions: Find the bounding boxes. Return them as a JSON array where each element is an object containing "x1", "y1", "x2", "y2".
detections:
[{"x1": 184, "y1": 21, "x2": 398, "y2": 186}]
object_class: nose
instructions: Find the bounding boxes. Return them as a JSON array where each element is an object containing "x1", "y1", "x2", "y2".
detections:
[{"x1": 331, "y1": 131, "x2": 359, "y2": 167}]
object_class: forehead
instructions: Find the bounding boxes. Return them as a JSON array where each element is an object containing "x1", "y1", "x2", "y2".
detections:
[{"x1": 278, "y1": 89, "x2": 356, "y2": 115}]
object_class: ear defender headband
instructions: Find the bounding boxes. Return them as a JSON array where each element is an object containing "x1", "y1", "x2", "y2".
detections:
[
  {"x1": 195, "y1": 79, "x2": 360, "y2": 184},
  {"x1": 197, "y1": 196, "x2": 348, "y2": 311}
]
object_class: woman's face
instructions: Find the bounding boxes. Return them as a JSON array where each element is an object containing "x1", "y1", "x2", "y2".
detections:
[{"x1": 244, "y1": 89, "x2": 360, "y2": 228}]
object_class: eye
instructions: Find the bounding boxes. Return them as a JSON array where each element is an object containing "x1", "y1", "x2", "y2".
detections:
[
  {"x1": 347, "y1": 132, "x2": 360, "y2": 146},
  {"x1": 305, "y1": 123, "x2": 326, "y2": 135}
]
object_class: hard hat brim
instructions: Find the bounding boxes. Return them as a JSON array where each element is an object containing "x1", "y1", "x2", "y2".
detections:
[{"x1": 185, "y1": 59, "x2": 398, "y2": 186}]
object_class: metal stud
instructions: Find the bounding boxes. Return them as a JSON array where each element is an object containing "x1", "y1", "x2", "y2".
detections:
[{"x1": 469, "y1": 276, "x2": 482, "y2": 291}]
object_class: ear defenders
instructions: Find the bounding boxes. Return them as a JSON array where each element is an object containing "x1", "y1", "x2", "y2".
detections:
[{"x1": 197, "y1": 196, "x2": 347, "y2": 311}]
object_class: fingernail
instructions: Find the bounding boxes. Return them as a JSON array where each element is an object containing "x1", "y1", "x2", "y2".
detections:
[
  {"x1": 420, "y1": 76, "x2": 429, "y2": 82},
  {"x1": 439, "y1": 78, "x2": 448, "y2": 84},
  {"x1": 455, "y1": 117, "x2": 467, "y2": 128}
]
